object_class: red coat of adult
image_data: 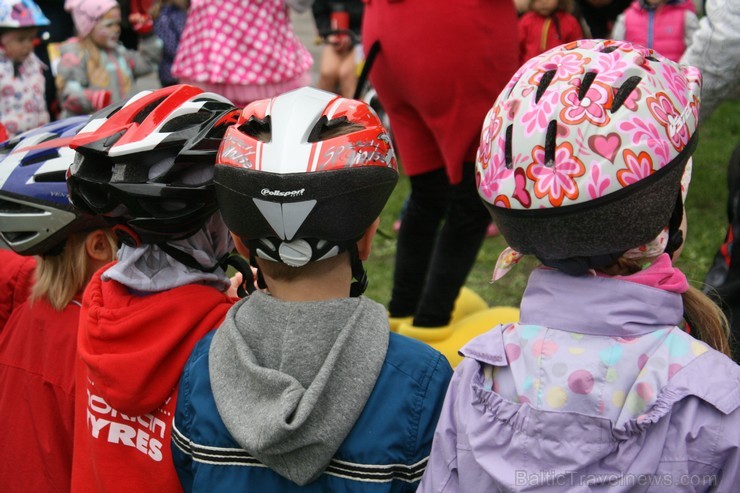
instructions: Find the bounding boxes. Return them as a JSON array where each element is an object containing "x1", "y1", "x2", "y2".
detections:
[
  {"x1": 0, "y1": 295, "x2": 81, "y2": 492},
  {"x1": 362, "y1": 0, "x2": 519, "y2": 184},
  {"x1": 70, "y1": 264, "x2": 235, "y2": 492},
  {"x1": 0, "y1": 249, "x2": 35, "y2": 332},
  {"x1": 518, "y1": 11, "x2": 584, "y2": 64}
]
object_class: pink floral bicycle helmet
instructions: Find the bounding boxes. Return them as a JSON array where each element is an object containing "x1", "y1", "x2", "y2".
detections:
[{"x1": 477, "y1": 39, "x2": 701, "y2": 269}]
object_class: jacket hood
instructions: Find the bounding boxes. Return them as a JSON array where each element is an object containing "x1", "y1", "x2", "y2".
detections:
[
  {"x1": 78, "y1": 262, "x2": 234, "y2": 416},
  {"x1": 208, "y1": 292, "x2": 390, "y2": 486}
]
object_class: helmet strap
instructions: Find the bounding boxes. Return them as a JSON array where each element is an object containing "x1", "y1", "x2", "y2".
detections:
[
  {"x1": 348, "y1": 243, "x2": 368, "y2": 297},
  {"x1": 248, "y1": 250, "x2": 269, "y2": 291},
  {"x1": 664, "y1": 192, "x2": 685, "y2": 258},
  {"x1": 221, "y1": 253, "x2": 257, "y2": 297}
]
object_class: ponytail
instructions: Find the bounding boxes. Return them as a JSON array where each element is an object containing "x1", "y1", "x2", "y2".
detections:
[{"x1": 683, "y1": 285, "x2": 732, "y2": 357}]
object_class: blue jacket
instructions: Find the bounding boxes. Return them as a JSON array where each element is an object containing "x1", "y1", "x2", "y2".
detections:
[{"x1": 172, "y1": 330, "x2": 453, "y2": 492}]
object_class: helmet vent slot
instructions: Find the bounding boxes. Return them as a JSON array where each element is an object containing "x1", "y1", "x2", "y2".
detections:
[
  {"x1": 2, "y1": 232, "x2": 35, "y2": 243},
  {"x1": 544, "y1": 120, "x2": 557, "y2": 167},
  {"x1": 307, "y1": 116, "x2": 364, "y2": 143},
  {"x1": 611, "y1": 76, "x2": 642, "y2": 113},
  {"x1": 133, "y1": 98, "x2": 167, "y2": 124},
  {"x1": 0, "y1": 199, "x2": 40, "y2": 214},
  {"x1": 160, "y1": 112, "x2": 210, "y2": 133},
  {"x1": 504, "y1": 124, "x2": 514, "y2": 169},
  {"x1": 20, "y1": 149, "x2": 57, "y2": 166},
  {"x1": 600, "y1": 46, "x2": 619, "y2": 54},
  {"x1": 535, "y1": 70, "x2": 557, "y2": 104},
  {"x1": 239, "y1": 116, "x2": 272, "y2": 143},
  {"x1": 34, "y1": 170, "x2": 67, "y2": 183},
  {"x1": 578, "y1": 72, "x2": 597, "y2": 101}
]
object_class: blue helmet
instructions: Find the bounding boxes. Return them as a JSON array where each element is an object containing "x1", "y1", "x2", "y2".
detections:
[
  {"x1": 0, "y1": 116, "x2": 106, "y2": 255},
  {"x1": 0, "y1": 0, "x2": 50, "y2": 29}
]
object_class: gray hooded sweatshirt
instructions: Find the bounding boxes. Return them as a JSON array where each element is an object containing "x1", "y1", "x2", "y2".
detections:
[{"x1": 208, "y1": 291, "x2": 390, "y2": 486}]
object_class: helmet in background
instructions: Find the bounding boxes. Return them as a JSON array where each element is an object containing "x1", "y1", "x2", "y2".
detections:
[
  {"x1": 0, "y1": 116, "x2": 105, "y2": 255},
  {"x1": 67, "y1": 84, "x2": 239, "y2": 246},
  {"x1": 0, "y1": 0, "x2": 50, "y2": 29}
]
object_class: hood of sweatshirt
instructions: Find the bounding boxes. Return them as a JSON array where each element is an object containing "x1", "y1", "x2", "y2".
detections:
[
  {"x1": 78, "y1": 263, "x2": 235, "y2": 416},
  {"x1": 208, "y1": 291, "x2": 390, "y2": 486}
]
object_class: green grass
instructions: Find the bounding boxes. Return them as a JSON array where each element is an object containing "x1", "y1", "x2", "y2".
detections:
[{"x1": 364, "y1": 99, "x2": 740, "y2": 309}]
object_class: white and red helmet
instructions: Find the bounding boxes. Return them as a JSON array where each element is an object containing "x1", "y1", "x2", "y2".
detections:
[
  {"x1": 215, "y1": 87, "x2": 398, "y2": 293},
  {"x1": 476, "y1": 39, "x2": 701, "y2": 263}
]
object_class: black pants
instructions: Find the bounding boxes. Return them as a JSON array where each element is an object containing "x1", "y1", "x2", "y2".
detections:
[
  {"x1": 704, "y1": 144, "x2": 740, "y2": 363},
  {"x1": 389, "y1": 164, "x2": 491, "y2": 327}
]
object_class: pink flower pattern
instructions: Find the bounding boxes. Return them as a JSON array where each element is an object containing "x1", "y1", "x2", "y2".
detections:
[
  {"x1": 586, "y1": 162, "x2": 611, "y2": 199},
  {"x1": 560, "y1": 80, "x2": 613, "y2": 127},
  {"x1": 476, "y1": 40, "x2": 701, "y2": 214},
  {"x1": 521, "y1": 89, "x2": 559, "y2": 136},
  {"x1": 526, "y1": 142, "x2": 585, "y2": 207},
  {"x1": 618, "y1": 118, "x2": 671, "y2": 165},
  {"x1": 660, "y1": 64, "x2": 691, "y2": 107},
  {"x1": 529, "y1": 52, "x2": 588, "y2": 85},
  {"x1": 617, "y1": 150, "x2": 655, "y2": 187},
  {"x1": 593, "y1": 55, "x2": 629, "y2": 85},
  {"x1": 647, "y1": 92, "x2": 690, "y2": 151},
  {"x1": 478, "y1": 149, "x2": 513, "y2": 200}
]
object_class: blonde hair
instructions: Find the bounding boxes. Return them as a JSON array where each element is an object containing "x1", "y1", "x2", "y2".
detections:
[
  {"x1": 600, "y1": 257, "x2": 731, "y2": 357},
  {"x1": 30, "y1": 229, "x2": 118, "y2": 311}
]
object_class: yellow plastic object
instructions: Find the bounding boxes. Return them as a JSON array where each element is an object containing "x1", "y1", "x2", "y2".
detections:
[
  {"x1": 387, "y1": 286, "x2": 488, "y2": 332},
  {"x1": 388, "y1": 316, "x2": 413, "y2": 332},
  {"x1": 450, "y1": 286, "x2": 489, "y2": 322},
  {"x1": 398, "y1": 307, "x2": 520, "y2": 368}
]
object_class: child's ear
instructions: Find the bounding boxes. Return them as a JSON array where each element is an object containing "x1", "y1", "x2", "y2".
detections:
[
  {"x1": 85, "y1": 229, "x2": 115, "y2": 262},
  {"x1": 231, "y1": 233, "x2": 251, "y2": 257},
  {"x1": 357, "y1": 218, "x2": 380, "y2": 261}
]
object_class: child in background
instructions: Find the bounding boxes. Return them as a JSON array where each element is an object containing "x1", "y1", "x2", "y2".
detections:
[
  {"x1": 66, "y1": 85, "x2": 240, "y2": 491},
  {"x1": 0, "y1": 0, "x2": 49, "y2": 136},
  {"x1": 611, "y1": 0, "x2": 698, "y2": 62},
  {"x1": 420, "y1": 40, "x2": 739, "y2": 492},
  {"x1": 154, "y1": 0, "x2": 188, "y2": 86},
  {"x1": 171, "y1": 87, "x2": 453, "y2": 491},
  {"x1": 172, "y1": 0, "x2": 312, "y2": 107},
  {"x1": 518, "y1": 0, "x2": 583, "y2": 64},
  {"x1": 0, "y1": 116, "x2": 117, "y2": 492},
  {"x1": 56, "y1": 0, "x2": 161, "y2": 117},
  {"x1": 312, "y1": 0, "x2": 363, "y2": 98}
]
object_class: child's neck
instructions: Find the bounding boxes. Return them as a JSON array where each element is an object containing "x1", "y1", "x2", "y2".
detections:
[{"x1": 265, "y1": 265, "x2": 353, "y2": 302}]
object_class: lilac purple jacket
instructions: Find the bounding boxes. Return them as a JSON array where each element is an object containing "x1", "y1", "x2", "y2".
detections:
[{"x1": 419, "y1": 267, "x2": 740, "y2": 492}]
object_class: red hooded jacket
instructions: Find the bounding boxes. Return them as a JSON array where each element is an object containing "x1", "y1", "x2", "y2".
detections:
[
  {"x1": 0, "y1": 250, "x2": 35, "y2": 332},
  {"x1": 71, "y1": 263, "x2": 235, "y2": 492}
]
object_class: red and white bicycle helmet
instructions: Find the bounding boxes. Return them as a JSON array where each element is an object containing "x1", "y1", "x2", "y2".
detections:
[
  {"x1": 476, "y1": 39, "x2": 701, "y2": 266},
  {"x1": 215, "y1": 87, "x2": 398, "y2": 294},
  {"x1": 67, "y1": 84, "x2": 239, "y2": 246}
]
